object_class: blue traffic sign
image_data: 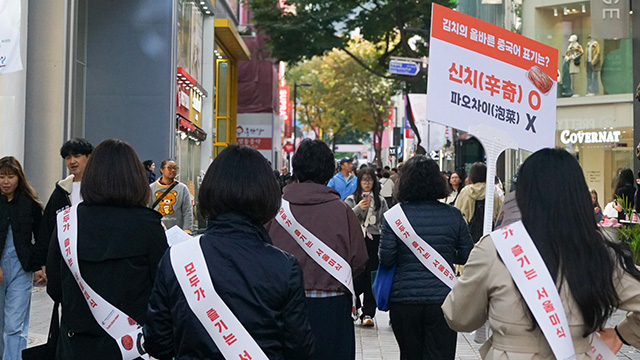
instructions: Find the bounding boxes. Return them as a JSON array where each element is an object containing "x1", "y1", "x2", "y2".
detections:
[{"x1": 389, "y1": 60, "x2": 420, "y2": 76}]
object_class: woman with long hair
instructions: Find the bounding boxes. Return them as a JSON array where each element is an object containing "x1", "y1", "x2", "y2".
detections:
[
  {"x1": 144, "y1": 145, "x2": 314, "y2": 359},
  {"x1": 591, "y1": 188, "x2": 603, "y2": 223},
  {"x1": 0, "y1": 156, "x2": 45, "y2": 358},
  {"x1": 379, "y1": 155, "x2": 473, "y2": 359},
  {"x1": 47, "y1": 139, "x2": 168, "y2": 359},
  {"x1": 345, "y1": 167, "x2": 389, "y2": 326},
  {"x1": 443, "y1": 148, "x2": 640, "y2": 358}
]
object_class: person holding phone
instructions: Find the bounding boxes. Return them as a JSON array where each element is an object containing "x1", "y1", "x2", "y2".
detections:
[{"x1": 345, "y1": 167, "x2": 388, "y2": 326}]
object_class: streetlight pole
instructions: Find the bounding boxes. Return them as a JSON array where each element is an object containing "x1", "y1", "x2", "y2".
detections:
[{"x1": 292, "y1": 82, "x2": 312, "y2": 153}]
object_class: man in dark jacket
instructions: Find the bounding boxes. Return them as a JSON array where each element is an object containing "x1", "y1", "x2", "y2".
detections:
[
  {"x1": 37, "y1": 138, "x2": 93, "y2": 283},
  {"x1": 267, "y1": 139, "x2": 368, "y2": 360}
]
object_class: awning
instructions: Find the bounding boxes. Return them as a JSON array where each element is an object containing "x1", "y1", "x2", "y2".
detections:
[{"x1": 214, "y1": 19, "x2": 251, "y2": 61}]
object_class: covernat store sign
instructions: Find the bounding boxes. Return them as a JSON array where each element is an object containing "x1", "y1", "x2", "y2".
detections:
[{"x1": 560, "y1": 130, "x2": 621, "y2": 145}]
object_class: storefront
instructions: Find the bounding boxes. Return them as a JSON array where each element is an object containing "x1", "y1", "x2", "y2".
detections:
[
  {"x1": 213, "y1": 19, "x2": 250, "y2": 156},
  {"x1": 521, "y1": 0, "x2": 634, "y2": 200},
  {"x1": 176, "y1": 0, "x2": 213, "y2": 229}
]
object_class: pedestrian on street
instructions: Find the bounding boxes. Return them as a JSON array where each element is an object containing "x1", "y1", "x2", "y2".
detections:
[
  {"x1": 614, "y1": 168, "x2": 635, "y2": 219},
  {"x1": 443, "y1": 148, "x2": 640, "y2": 358},
  {"x1": 454, "y1": 162, "x2": 502, "y2": 243},
  {"x1": 149, "y1": 159, "x2": 194, "y2": 234},
  {"x1": 46, "y1": 139, "x2": 167, "y2": 359},
  {"x1": 0, "y1": 157, "x2": 45, "y2": 358},
  {"x1": 344, "y1": 167, "x2": 389, "y2": 326},
  {"x1": 144, "y1": 145, "x2": 314, "y2": 359},
  {"x1": 143, "y1": 160, "x2": 157, "y2": 184},
  {"x1": 379, "y1": 155, "x2": 473, "y2": 360},
  {"x1": 38, "y1": 138, "x2": 93, "y2": 276},
  {"x1": 444, "y1": 171, "x2": 464, "y2": 205},
  {"x1": 327, "y1": 157, "x2": 357, "y2": 200},
  {"x1": 379, "y1": 171, "x2": 395, "y2": 207},
  {"x1": 267, "y1": 139, "x2": 368, "y2": 360}
]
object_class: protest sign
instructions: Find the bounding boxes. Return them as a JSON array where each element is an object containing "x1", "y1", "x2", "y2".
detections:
[{"x1": 427, "y1": 3, "x2": 558, "y2": 234}]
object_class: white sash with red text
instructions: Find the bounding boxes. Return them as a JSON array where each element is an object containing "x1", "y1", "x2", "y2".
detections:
[
  {"x1": 275, "y1": 199, "x2": 357, "y2": 318},
  {"x1": 383, "y1": 204, "x2": 456, "y2": 289},
  {"x1": 170, "y1": 237, "x2": 268, "y2": 360},
  {"x1": 56, "y1": 206, "x2": 148, "y2": 360},
  {"x1": 491, "y1": 221, "x2": 616, "y2": 360}
]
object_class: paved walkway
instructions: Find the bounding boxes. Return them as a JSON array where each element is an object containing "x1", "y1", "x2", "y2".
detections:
[{"x1": 25, "y1": 285, "x2": 640, "y2": 359}]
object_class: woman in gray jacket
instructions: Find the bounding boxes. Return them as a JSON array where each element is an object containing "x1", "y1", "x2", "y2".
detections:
[{"x1": 345, "y1": 167, "x2": 388, "y2": 326}]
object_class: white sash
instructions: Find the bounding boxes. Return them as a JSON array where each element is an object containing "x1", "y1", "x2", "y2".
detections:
[
  {"x1": 275, "y1": 199, "x2": 357, "y2": 318},
  {"x1": 56, "y1": 206, "x2": 148, "y2": 360},
  {"x1": 491, "y1": 221, "x2": 616, "y2": 360},
  {"x1": 383, "y1": 204, "x2": 456, "y2": 289},
  {"x1": 170, "y1": 238, "x2": 268, "y2": 360}
]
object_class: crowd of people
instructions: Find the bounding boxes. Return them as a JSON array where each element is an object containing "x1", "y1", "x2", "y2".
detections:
[{"x1": 1, "y1": 137, "x2": 640, "y2": 359}]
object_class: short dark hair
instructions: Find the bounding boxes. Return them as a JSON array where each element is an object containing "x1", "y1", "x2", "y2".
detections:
[
  {"x1": 81, "y1": 139, "x2": 150, "y2": 207},
  {"x1": 292, "y1": 139, "x2": 335, "y2": 184},
  {"x1": 468, "y1": 162, "x2": 487, "y2": 184},
  {"x1": 160, "y1": 159, "x2": 175, "y2": 169},
  {"x1": 60, "y1": 138, "x2": 93, "y2": 158},
  {"x1": 198, "y1": 145, "x2": 280, "y2": 224},
  {"x1": 142, "y1": 160, "x2": 154, "y2": 170},
  {"x1": 395, "y1": 155, "x2": 450, "y2": 202}
]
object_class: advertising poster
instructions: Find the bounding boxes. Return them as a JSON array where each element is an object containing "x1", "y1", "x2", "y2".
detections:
[
  {"x1": 0, "y1": 0, "x2": 23, "y2": 74},
  {"x1": 236, "y1": 124, "x2": 272, "y2": 151},
  {"x1": 426, "y1": 4, "x2": 558, "y2": 153}
]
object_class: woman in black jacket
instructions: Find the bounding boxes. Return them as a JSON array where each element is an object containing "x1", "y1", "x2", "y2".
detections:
[
  {"x1": 614, "y1": 168, "x2": 636, "y2": 219},
  {"x1": 144, "y1": 145, "x2": 314, "y2": 359},
  {"x1": 46, "y1": 139, "x2": 168, "y2": 359},
  {"x1": 0, "y1": 156, "x2": 44, "y2": 358},
  {"x1": 379, "y1": 155, "x2": 473, "y2": 360}
]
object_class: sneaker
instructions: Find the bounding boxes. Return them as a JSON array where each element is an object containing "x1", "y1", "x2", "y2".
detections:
[{"x1": 361, "y1": 316, "x2": 374, "y2": 326}]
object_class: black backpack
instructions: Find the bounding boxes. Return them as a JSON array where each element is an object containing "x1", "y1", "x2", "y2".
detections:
[{"x1": 468, "y1": 199, "x2": 485, "y2": 243}]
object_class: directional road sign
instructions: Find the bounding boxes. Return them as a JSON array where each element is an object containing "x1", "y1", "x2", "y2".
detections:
[{"x1": 389, "y1": 60, "x2": 420, "y2": 76}]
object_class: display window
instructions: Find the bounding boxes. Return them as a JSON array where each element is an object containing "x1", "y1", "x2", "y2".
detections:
[{"x1": 529, "y1": 1, "x2": 633, "y2": 98}]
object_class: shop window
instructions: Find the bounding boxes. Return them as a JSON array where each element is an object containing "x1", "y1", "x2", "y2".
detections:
[
  {"x1": 215, "y1": 59, "x2": 230, "y2": 146},
  {"x1": 532, "y1": 4, "x2": 633, "y2": 98}
]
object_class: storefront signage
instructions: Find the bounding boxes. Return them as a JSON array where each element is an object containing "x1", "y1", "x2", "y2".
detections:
[
  {"x1": 279, "y1": 86, "x2": 291, "y2": 138},
  {"x1": 189, "y1": 90, "x2": 202, "y2": 128},
  {"x1": 236, "y1": 125, "x2": 272, "y2": 150},
  {"x1": 0, "y1": 0, "x2": 23, "y2": 75},
  {"x1": 177, "y1": 84, "x2": 190, "y2": 120},
  {"x1": 426, "y1": 3, "x2": 558, "y2": 153},
  {"x1": 591, "y1": 0, "x2": 630, "y2": 39},
  {"x1": 560, "y1": 129, "x2": 621, "y2": 144}
]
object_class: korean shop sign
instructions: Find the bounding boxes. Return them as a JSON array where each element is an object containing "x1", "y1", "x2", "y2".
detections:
[
  {"x1": 426, "y1": 4, "x2": 558, "y2": 152},
  {"x1": 591, "y1": 0, "x2": 630, "y2": 39}
]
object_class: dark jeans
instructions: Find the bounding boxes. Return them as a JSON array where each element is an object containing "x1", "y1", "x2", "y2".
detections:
[
  {"x1": 305, "y1": 294, "x2": 355, "y2": 360},
  {"x1": 354, "y1": 234, "x2": 380, "y2": 318},
  {"x1": 389, "y1": 302, "x2": 457, "y2": 360},
  {"x1": 587, "y1": 62, "x2": 599, "y2": 94}
]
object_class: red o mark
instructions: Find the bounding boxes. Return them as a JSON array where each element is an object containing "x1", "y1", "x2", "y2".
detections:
[{"x1": 528, "y1": 90, "x2": 541, "y2": 111}]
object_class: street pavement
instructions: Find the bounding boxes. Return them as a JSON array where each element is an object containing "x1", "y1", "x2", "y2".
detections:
[{"x1": 25, "y1": 285, "x2": 640, "y2": 359}]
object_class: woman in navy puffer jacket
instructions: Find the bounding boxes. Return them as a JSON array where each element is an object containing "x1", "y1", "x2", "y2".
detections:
[{"x1": 379, "y1": 155, "x2": 473, "y2": 360}]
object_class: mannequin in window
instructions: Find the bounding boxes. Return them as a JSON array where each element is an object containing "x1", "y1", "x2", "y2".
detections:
[
  {"x1": 586, "y1": 35, "x2": 601, "y2": 96},
  {"x1": 563, "y1": 34, "x2": 583, "y2": 97}
]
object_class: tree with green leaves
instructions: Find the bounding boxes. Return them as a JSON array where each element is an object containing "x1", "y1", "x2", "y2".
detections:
[
  {"x1": 287, "y1": 37, "x2": 393, "y2": 167},
  {"x1": 248, "y1": 0, "x2": 456, "y2": 81}
]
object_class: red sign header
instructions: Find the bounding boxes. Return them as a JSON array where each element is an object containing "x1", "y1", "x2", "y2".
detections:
[{"x1": 431, "y1": 4, "x2": 558, "y2": 79}]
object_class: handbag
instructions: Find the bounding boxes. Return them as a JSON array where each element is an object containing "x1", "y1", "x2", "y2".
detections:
[
  {"x1": 22, "y1": 302, "x2": 59, "y2": 360},
  {"x1": 371, "y1": 265, "x2": 395, "y2": 311}
]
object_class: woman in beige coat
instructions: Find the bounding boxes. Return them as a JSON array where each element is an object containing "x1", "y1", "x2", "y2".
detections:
[{"x1": 443, "y1": 148, "x2": 640, "y2": 358}]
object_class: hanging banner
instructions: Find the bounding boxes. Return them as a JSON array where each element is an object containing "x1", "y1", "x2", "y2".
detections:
[
  {"x1": 279, "y1": 86, "x2": 291, "y2": 138},
  {"x1": 408, "y1": 94, "x2": 446, "y2": 153},
  {"x1": 0, "y1": 0, "x2": 23, "y2": 74},
  {"x1": 426, "y1": 3, "x2": 558, "y2": 153}
]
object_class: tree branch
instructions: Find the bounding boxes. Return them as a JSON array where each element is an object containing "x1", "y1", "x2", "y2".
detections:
[{"x1": 340, "y1": 47, "x2": 404, "y2": 81}]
